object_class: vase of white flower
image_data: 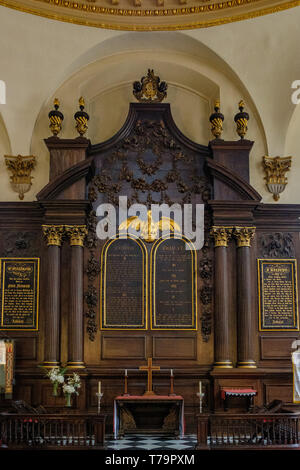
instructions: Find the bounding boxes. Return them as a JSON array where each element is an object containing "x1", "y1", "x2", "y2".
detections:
[
  {"x1": 63, "y1": 373, "x2": 81, "y2": 407},
  {"x1": 39, "y1": 365, "x2": 67, "y2": 397}
]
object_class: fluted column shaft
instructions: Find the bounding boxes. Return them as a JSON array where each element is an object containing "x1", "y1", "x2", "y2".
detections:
[
  {"x1": 211, "y1": 227, "x2": 233, "y2": 368},
  {"x1": 65, "y1": 225, "x2": 88, "y2": 369},
  {"x1": 42, "y1": 225, "x2": 64, "y2": 368},
  {"x1": 234, "y1": 227, "x2": 256, "y2": 368}
]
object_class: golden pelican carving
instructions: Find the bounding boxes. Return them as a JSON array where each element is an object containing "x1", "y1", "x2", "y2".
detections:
[{"x1": 119, "y1": 210, "x2": 181, "y2": 243}]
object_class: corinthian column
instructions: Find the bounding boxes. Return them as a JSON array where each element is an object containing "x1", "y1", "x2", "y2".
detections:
[
  {"x1": 42, "y1": 225, "x2": 64, "y2": 368},
  {"x1": 210, "y1": 226, "x2": 233, "y2": 368},
  {"x1": 65, "y1": 225, "x2": 88, "y2": 369},
  {"x1": 234, "y1": 227, "x2": 256, "y2": 368}
]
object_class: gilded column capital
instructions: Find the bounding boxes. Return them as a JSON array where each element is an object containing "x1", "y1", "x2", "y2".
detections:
[
  {"x1": 42, "y1": 225, "x2": 64, "y2": 247},
  {"x1": 210, "y1": 226, "x2": 233, "y2": 247},
  {"x1": 65, "y1": 225, "x2": 88, "y2": 247},
  {"x1": 234, "y1": 227, "x2": 256, "y2": 248}
]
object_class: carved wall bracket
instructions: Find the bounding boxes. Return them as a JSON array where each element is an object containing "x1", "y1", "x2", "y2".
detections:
[
  {"x1": 263, "y1": 155, "x2": 292, "y2": 201},
  {"x1": 4, "y1": 154, "x2": 36, "y2": 200}
]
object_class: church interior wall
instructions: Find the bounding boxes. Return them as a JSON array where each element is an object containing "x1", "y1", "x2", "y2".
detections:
[{"x1": 0, "y1": 3, "x2": 300, "y2": 437}]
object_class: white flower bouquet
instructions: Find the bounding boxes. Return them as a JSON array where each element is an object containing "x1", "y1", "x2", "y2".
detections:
[
  {"x1": 39, "y1": 365, "x2": 68, "y2": 396},
  {"x1": 63, "y1": 373, "x2": 81, "y2": 407}
]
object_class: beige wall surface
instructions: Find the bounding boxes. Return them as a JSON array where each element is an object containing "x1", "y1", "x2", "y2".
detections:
[{"x1": 0, "y1": 6, "x2": 299, "y2": 203}]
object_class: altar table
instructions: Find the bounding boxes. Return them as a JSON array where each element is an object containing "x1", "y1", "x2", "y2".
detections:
[{"x1": 114, "y1": 395, "x2": 184, "y2": 439}]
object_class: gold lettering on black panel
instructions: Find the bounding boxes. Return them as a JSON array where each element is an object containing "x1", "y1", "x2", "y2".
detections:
[
  {"x1": 151, "y1": 236, "x2": 197, "y2": 330},
  {"x1": 100, "y1": 236, "x2": 147, "y2": 330},
  {"x1": 258, "y1": 258, "x2": 299, "y2": 331},
  {"x1": 0, "y1": 258, "x2": 39, "y2": 330}
]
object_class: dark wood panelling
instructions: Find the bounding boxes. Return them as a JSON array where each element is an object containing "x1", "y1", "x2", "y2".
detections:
[
  {"x1": 260, "y1": 336, "x2": 296, "y2": 360},
  {"x1": 14, "y1": 384, "x2": 33, "y2": 403},
  {"x1": 101, "y1": 336, "x2": 146, "y2": 360},
  {"x1": 15, "y1": 336, "x2": 38, "y2": 361},
  {"x1": 152, "y1": 336, "x2": 197, "y2": 360},
  {"x1": 265, "y1": 384, "x2": 293, "y2": 403}
]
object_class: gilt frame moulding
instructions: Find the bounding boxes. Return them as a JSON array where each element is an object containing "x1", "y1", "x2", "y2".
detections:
[{"x1": 0, "y1": 0, "x2": 300, "y2": 31}]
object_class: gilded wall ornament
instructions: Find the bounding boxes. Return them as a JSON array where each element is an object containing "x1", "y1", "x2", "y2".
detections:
[
  {"x1": 234, "y1": 227, "x2": 256, "y2": 247},
  {"x1": 4, "y1": 155, "x2": 36, "y2": 200},
  {"x1": 133, "y1": 69, "x2": 167, "y2": 103},
  {"x1": 262, "y1": 155, "x2": 292, "y2": 201},
  {"x1": 234, "y1": 100, "x2": 249, "y2": 139},
  {"x1": 48, "y1": 98, "x2": 64, "y2": 136},
  {"x1": 119, "y1": 209, "x2": 180, "y2": 243},
  {"x1": 42, "y1": 225, "x2": 64, "y2": 247}
]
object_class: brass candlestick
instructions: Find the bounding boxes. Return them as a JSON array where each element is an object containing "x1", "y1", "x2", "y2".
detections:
[
  {"x1": 123, "y1": 369, "x2": 130, "y2": 396},
  {"x1": 169, "y1": 369, "x2": 176, "y2": 396},
  {"x1": 96, "y1": 392, "x2": 103, "y2": 415},
  {"x1": 197, "y1": 392, "x2": 205, "y2": 414}
]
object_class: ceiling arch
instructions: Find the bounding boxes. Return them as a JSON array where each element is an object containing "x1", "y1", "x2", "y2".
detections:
[{"x1": 0, "y1": 0, "x2": 299, "y2": 31}]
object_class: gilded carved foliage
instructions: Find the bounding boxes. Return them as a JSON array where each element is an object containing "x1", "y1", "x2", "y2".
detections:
[
  {"x1": 210, "y1": 226, "x2": 233, "y2": 247},
  {"x1": 65, "y1": 225, "x2": 88, "y2": 247},
  {"x1": 233, "y1": 227, "x2": 256, "y2": 247},
  {"x1": 42, "y1": 225, "x2": 64, "y2": 247}
]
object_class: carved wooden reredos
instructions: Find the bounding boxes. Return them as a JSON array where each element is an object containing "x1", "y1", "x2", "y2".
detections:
[{"x1": 1, "y1": 87, "x2": 300, "y2": 432}]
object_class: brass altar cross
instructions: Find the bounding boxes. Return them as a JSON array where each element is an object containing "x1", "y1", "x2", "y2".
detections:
[{"x1": 139, "y1": 358, "x2": 160, "y2": 396}]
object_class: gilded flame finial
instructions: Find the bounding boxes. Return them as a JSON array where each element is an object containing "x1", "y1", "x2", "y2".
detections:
[
  {"x1": 133, "y1": 69, "x2": 167, "y2": 103},
  {"x1": 48, "y1": 98, "x2": 64, "y2": 136},
  {"x1": 209, "y1": 99, "x2": 224, "y2": 139},
  {"x1": 234, "y1": 100, "x2": 249, "y2": 139},
  {"x1": 74, "y1": 97, "x2": 89, "y2": 136}
]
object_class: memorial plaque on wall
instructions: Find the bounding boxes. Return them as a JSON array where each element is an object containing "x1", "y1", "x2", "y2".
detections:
[
  {"x1": 100, "y1": 236, "x2": 147, "y2": 329},
  {"x1": 151, "y1": 236, "x2": 197, "y2": 330},
  {"x1": 0, "y1": 258, "x2": 39, "y2": 330},
  {"x1": 258, "y1": 259, "x2": 299, "y2": 331}
]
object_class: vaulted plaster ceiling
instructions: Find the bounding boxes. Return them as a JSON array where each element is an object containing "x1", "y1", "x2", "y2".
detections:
[{"x1": 0, "y1": 0, "x2": 299, "y2": 30}]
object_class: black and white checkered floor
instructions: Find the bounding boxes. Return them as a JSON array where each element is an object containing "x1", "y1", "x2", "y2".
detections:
[{"x1": 106, "y1": 434, "x2": 197, "y2": 451}]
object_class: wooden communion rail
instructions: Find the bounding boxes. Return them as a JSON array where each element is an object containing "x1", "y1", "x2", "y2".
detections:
[
  {"x1": 0, "y1": 414, "x2": 106, "y2": 450},
  {"x1": 197, "y1": 413, "x2": 300, "y2": 450}
]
